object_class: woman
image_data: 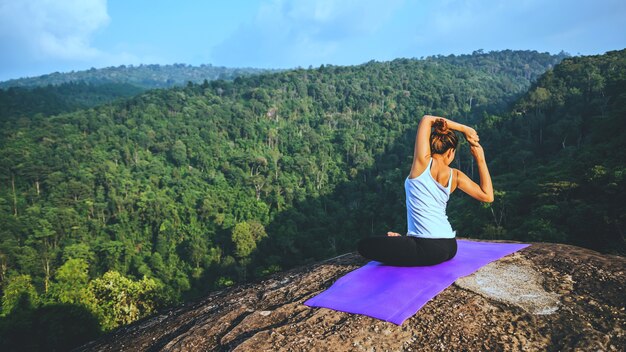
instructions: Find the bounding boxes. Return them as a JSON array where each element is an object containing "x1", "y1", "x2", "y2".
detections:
[{"x1": 357, "y1": 115, "x2": 493, "y2": 266}]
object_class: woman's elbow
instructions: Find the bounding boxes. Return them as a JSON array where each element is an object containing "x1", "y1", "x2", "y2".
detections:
[{"x1": 422, "y1": 115, "x2": 435, "y2": 123}]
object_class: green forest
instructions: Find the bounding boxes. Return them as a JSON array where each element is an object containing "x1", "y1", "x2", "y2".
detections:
[
  {"x1": 0, "y1": 64, "x2": 277, "y2": 122},
  {"x1": 0, "y1": 63, "x2": 277, "y2": 89},
  {"x1": 1, "y1": 49, "x2": 624, "y2": 350}
]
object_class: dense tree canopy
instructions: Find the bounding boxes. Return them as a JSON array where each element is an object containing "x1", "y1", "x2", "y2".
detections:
[
  {"x1": 471, "y1": 49, "x2": 626, "y2": 251},
  {"x1": 0, "y1": 64, "x2": 278, "y2": 121},
  {"x1": 0, "y1": 82, "x2": 144, "y2": 121},
  {"x1": 3, "y1": 48, "x2": 625, "y2": 349},
  {"x1": 0, "y1": 63, "x2": 278, "y2": 89}
]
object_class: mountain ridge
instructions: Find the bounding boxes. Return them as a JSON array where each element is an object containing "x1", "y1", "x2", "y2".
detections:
[
  {"x1": 2, "y1": 49, "x2": 623, "y2": 351},
  {"x1": 0, "y1": 63, "x2": 280, "y2": 90}
]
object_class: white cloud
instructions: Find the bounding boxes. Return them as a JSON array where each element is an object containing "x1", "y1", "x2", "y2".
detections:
[
  {"x1": 0, "y1": 0, "x2": 109, "y2": 61},
  {"x1": 212, "y1": 0, "x2": 404, "y2": 68},
  {"x1": 0, "y1": 0, "x2": 147, "y2": 80},
  {"x1": 403, "y1": 0, "x2": 626, "y2": 57}
]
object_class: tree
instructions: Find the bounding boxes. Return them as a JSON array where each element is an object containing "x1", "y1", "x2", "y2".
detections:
[
  {"x1": 48, "y1": 258, "x2": 93, "y2": 306},
  {"x1": 170, "y1": 140, "x2": 187, "y2": 165},
  {"x1": 1, "y1": 275, "x2": 38, "y2": 316},
  {"x1": 231, "y1": 222, "x2": 255, "y2": 258},
  {"x1": 87, "y1": 271, "x2": 162, "y2": 331}
]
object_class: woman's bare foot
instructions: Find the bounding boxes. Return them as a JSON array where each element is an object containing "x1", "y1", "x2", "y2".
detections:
[{"x1": 387, "y1": 231, "x2": 402, "y2": 236}]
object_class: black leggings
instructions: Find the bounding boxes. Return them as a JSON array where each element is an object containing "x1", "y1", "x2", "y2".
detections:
[{"x1": 357, "y1": 236, "x2": 457, "y2": 266}]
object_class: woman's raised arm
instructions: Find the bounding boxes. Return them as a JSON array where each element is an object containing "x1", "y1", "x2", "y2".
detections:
[
  {"x1": 411, "y1": 115, "x2": 436, "y2": 169},
  {"x1": 456, "y1": 142, "x2": 494, "y2": 202},
  {"x1": 410, "y1": 115, "x2": 478, "y2": 176}
]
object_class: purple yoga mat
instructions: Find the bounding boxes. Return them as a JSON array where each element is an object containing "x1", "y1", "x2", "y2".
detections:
[{"x1": 303, "y1": 239, "x2": 530, "y2": 325}]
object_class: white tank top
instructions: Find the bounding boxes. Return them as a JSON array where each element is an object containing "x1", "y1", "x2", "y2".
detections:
[{"x1": 404, "y1": 157, "x2": 457, "y2": 239}]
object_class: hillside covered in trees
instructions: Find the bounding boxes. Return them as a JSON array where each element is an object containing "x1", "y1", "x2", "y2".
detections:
[
  {"x1": 0, "y1": 64, "x2": 278, "y2": 122},
  {"x1": 3, "y1": 48, "x2": 625, "y2": 350},
  {"x1": 0, "y1": 63, "x2": 278, "y2": 89},
  {"x1": 471, "y1": 50, "x2": 626, "y2": 252},
  {"x1": 0, "y1": 82, "x2": 145, "y2": 121}
]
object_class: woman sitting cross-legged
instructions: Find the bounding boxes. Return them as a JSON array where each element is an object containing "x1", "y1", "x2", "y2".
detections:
[{"x1": 357, "y1": 115, "x2": 494, "y2": 266}]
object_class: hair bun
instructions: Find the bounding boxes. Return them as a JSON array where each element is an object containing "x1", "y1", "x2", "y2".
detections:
[{"x1": 433, "y1": 118, "x2": 448, "y2": 134}]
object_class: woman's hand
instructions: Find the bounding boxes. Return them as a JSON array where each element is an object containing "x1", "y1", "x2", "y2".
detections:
[
  {"x1": 387, "y1": 231, "x2": 401, "y2": 237},
  {"x1": 463, "y1": 126, "x2": 479, "y2": 147},
  {"x1": 470, "y1": 142, "x2": 486, "y2": 162}
]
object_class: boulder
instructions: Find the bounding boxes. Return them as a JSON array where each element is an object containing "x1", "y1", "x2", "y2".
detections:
[{"x1": 76, "y1": 240, "x2": 625, "y2": 351}]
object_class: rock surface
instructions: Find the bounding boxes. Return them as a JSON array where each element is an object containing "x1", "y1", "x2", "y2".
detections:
[{"x1": 76, "y1": 240, "x2": 625, "y2": 351}]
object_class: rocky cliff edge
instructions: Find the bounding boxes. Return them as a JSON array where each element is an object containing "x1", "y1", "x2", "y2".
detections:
[{"x1": 76, "y1": 240, "x2": 625, "y2": 351}]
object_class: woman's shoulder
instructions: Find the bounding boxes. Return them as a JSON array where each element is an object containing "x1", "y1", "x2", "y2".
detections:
[
  {"x1": 450, "y1": 167, "x2": 472, "y2": 194},
  {"x1": 408, "y1": 156, "x2": 431, "y2": 179}
]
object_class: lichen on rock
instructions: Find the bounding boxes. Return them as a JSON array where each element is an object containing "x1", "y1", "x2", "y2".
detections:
[{"x1": 455, "y1": 254, "x2": 562, "y2": 315}]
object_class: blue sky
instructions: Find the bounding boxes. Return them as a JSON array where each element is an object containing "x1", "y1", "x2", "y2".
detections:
[{"x1": 1, "y1": 0, "x2": 625, "y2": 81}]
